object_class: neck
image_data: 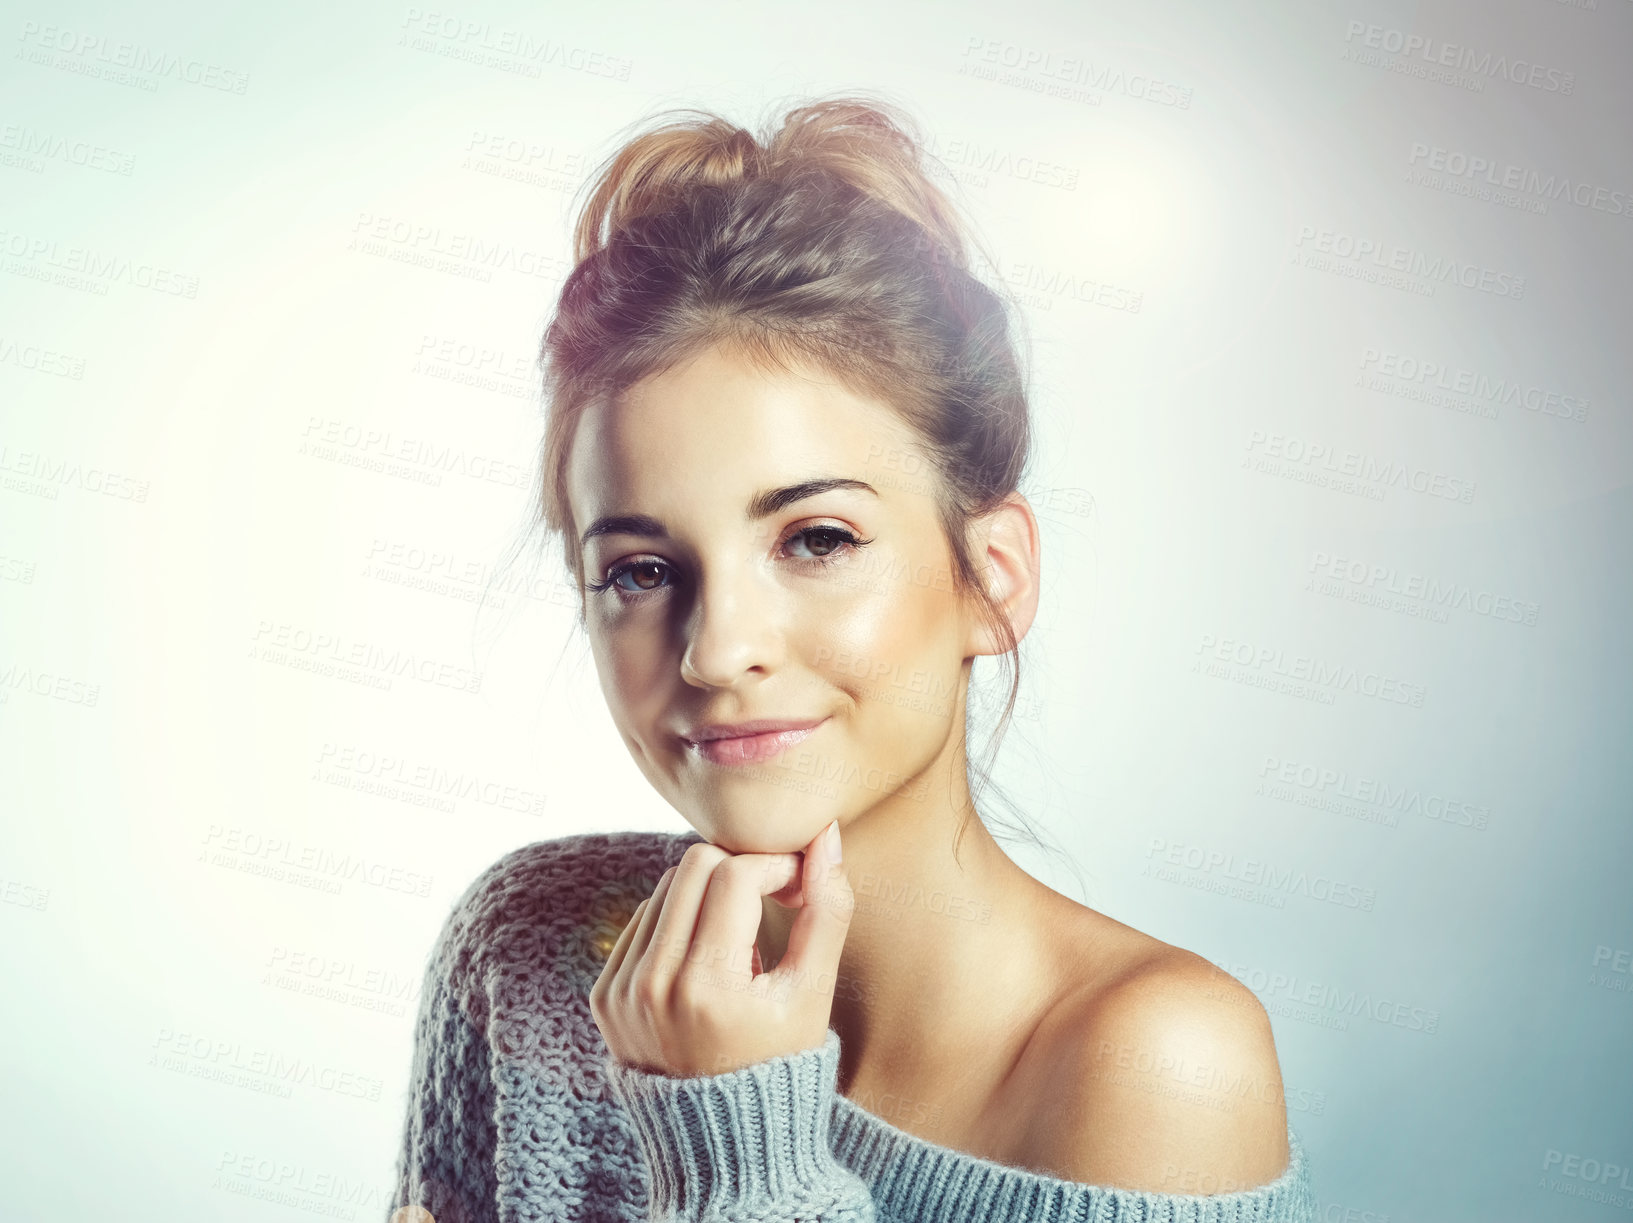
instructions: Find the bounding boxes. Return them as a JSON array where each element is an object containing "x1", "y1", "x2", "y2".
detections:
[{"x1": 756, "y1": 784, "x2": 1058, "y2": 1110}]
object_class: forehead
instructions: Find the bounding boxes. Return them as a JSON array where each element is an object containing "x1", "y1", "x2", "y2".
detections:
[{"x1": 565, "y1": 343, "x2": 921, "y2": 517}]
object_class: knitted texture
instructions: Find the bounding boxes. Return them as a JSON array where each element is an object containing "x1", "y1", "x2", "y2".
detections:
[
  {"x1": 388, "y1": 831, "x2": 1317, "y2": 1223},
  {"x1": 607, "y1": 1030, "x2": 873, "y2": 1222}
]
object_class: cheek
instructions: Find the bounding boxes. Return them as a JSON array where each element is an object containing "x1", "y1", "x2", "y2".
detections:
[
  {"x1": 590, "y1": 623, "x2": 670, "y2": 721},
  {"x1": 806, "y1": 570, "x2": 960, "y2": 717}
]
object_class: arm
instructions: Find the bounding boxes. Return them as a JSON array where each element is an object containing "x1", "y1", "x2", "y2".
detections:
[
  {"x1": 605, "y1": 1028, "x2": 875, "y2": 1223},
  {"x1": 387, "y1": 831, "x2": 720, "y2": 1223},
  {"x1": 592, "y1": 828, "x2": 871, "y2": 1221},
  {"x1": 388, "y1": 934, "x2": 500, "y2": 1223}
]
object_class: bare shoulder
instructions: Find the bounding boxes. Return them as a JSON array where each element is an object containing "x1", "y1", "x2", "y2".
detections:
[{"x1": 1021, "y1": 910, "x2": 1291, "y2": 1195}]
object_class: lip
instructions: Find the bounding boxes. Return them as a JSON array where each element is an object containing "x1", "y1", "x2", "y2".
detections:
[
  {"x1": 683, "y1": 717, "x2": 828, "y2": 767},
  {"x1": 685, "y1": 717, "x2": 827, "y2": 743}
]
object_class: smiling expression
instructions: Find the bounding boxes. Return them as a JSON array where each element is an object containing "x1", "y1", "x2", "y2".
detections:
[{"x1": 565, "y1": 341, "x2": 985, "y2": 853}]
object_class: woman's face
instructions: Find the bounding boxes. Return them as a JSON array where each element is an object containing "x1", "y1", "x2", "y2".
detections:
[{"x1": 565, "y1": 341, "x2": 983, "y2": 854}]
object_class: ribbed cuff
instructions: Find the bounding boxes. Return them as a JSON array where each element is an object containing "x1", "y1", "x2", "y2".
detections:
[{"x1": 605, "y1": 1031, "x2": 854, "y2": 1219}]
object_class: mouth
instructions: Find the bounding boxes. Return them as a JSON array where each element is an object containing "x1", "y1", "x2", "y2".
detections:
[{"x1": 684, "y1": 718, "x2": 828, "y2": 767}]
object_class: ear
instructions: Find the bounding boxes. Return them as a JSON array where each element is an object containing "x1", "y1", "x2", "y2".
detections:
[{"x1": 962, "y1": 492, "x2": 1041, "y2": 659}]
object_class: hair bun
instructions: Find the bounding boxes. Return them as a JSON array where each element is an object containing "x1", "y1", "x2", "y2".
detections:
[
  {"x1": 572, "y1": 93, "x2": 975, "y2": 273},
  {"x1": 766, "y1": 98, "x2": 971, "y2": 268}
]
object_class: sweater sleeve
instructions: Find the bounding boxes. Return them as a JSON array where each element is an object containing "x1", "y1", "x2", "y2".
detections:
[
  {"x1": 387, "y1": 911, "x2": 500, "y2": 1223},
  {"x1": 604, "y1": 1029, "x2": 876, "y2": 1223},
  {"x1": 387, "y1": 830, "x2": 715, "y2": 1223}
]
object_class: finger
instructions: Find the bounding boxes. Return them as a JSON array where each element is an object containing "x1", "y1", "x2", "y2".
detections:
[
  {"x1": 774, "y1": 821, "x2": 853, "y2": 1001},
  {"x1": 766, "y1": 870, "x2": 806, "y2": 909},
  {"x1": 687, "y1": 851, "x2": 802, "y2": 984},
  {"x1": 642, "y1": 843, "x2": 733, "y2": 985},
  {"x1": 599, "y1": 896, "x2": 648, "y2": 984},
  {"x1": 605, "y1": 863, "x2": 679, "y2": 982},
  {"x1": 625, "y1": 865, "x2": 680, "y2": 967}
]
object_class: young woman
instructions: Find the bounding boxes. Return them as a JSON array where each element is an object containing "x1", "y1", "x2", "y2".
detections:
[{"x1": 389, "y1": 93, "x2": 1315, "y2": 1223}]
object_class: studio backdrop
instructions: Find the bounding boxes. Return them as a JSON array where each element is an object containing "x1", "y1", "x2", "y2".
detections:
[{"x1": 2, "y1": 2, "x2": 1629, "y2": 1221}]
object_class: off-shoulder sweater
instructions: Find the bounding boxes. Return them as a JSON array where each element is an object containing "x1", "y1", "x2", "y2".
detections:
[{"x1": 388, "y1": 830, "x2": 1317, "y2": 1222}]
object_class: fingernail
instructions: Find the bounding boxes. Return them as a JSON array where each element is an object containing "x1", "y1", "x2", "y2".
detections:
[{"x1": 826, "y1": 819, "x2": 842, "y2": 863}]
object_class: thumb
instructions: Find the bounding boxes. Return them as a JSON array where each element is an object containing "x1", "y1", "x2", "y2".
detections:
[{"x1": 774, "y1": 820, "x2": 853, "y2": 1000}]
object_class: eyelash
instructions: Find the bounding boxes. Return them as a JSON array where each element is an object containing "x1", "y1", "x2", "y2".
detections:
[{"x1": 586, "y1": 525, "x2": 874, "y2": 600}]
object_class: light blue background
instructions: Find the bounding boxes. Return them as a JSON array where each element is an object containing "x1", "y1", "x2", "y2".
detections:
[{"x1": 2, "y1": 2, "x2": 1629, "y2": 1220}]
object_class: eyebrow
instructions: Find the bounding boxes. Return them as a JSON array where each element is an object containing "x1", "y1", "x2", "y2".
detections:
[{"x1": 579, "y1": 477, "x2": 879, "y2": 550}]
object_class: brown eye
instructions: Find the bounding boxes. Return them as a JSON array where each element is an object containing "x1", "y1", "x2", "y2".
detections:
[
  {"x1": 589, "y1": 558, "x2": 673, "y2": 595},
  {"x1": 784, "y1": 525, "x2": 869, "y2": 562},
  {"x1": 587, "y1": 526, "x2": 873, "y2": 601},
  {"x1": 625, "y1": 561, "x2": 666, "y2": 591},
  {"x1": 793, "y1": 528, "x2": 845, "y2": 558}
]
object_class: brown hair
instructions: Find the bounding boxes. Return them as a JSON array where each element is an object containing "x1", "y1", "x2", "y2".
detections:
[{"x1": 521, "y1": 90, "x2": 1068, "y2": 871}]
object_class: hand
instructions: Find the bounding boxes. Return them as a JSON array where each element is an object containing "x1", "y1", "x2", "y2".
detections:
[{"x1": 589, "y1": 819, "x2": 852, "y2": 1077}]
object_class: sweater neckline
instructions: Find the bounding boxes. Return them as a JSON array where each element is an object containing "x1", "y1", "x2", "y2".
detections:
[{"x1": 827, "y1": 1084, "x2": 1310, "y2": 1219}]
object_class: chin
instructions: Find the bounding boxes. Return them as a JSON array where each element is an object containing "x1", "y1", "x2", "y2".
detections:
[
  {"x1": 697, "y1": 830, "x2": 805, "y2": 858},
  {"x1": 688, "y1": 809, "x2": 828, "y2": 858}
]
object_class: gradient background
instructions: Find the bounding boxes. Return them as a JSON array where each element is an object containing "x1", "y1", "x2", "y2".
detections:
[{"x1": 2, "y1": 2, "x2": 1630, "y2": 1221}]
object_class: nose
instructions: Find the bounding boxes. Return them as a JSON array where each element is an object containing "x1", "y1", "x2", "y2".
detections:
[{"x1": 678, "y1": 560, "x2": 785, "y2": 689}]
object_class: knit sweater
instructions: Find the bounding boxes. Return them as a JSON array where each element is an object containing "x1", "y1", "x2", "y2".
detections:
[{"x1": 389, "y1": 830, "x2": 1316, "y2": 1223}]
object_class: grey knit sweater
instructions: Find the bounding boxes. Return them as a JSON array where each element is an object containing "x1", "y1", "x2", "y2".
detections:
[{"x1": 389, "y1": 831, "x2": 1316, "y2": 1222}]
